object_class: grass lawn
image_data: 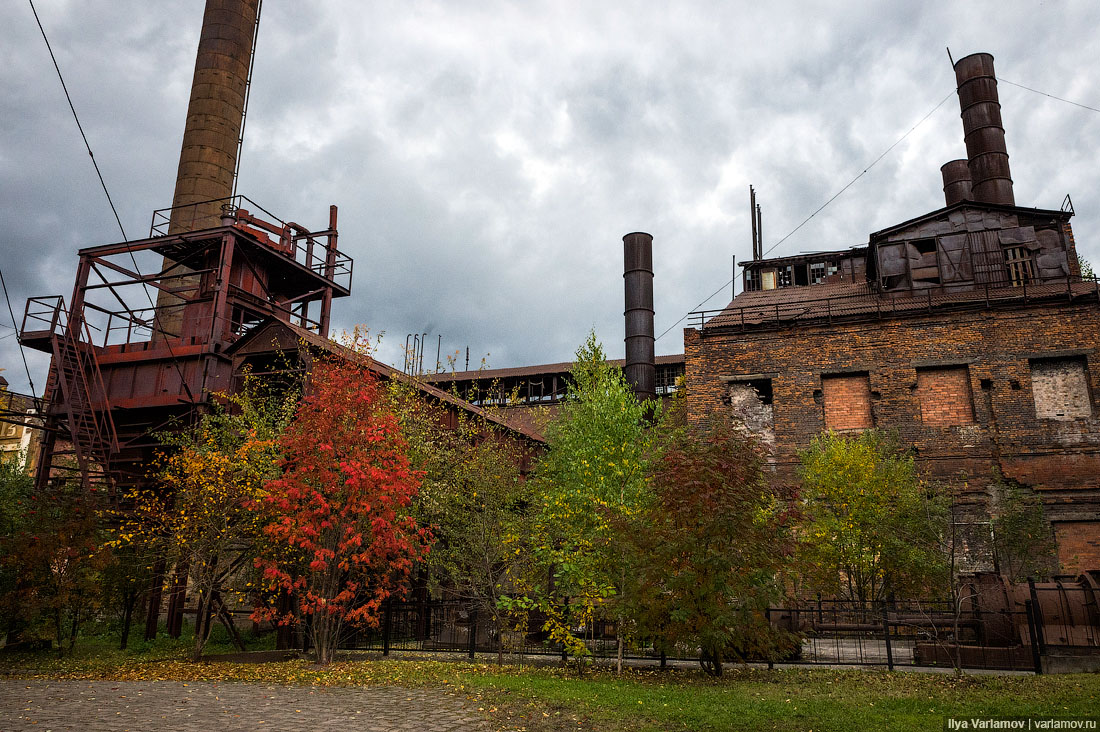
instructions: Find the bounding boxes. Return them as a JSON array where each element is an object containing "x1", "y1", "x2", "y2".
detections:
[{"x1": 2, "y1": 634, "x2": 1097, "y2": 731}]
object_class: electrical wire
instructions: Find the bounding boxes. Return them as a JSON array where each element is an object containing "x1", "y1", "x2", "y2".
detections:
[
  {"x1": 1000, "y1": 78, "x2": 1100, "y2": 115},
  {"x1": 760, "y1": 89, "x2": 955, "y2": 260},
  {"x1": 28, "y1": 0, "x2": 127, "y2": 241},
  {"x1": 655, "y1": 90, "x2": 956, "y2": 343},
  {"x1": 28, "y1": 0, "x2": 196, "y2": 403},
  {"x1": 0, "y1": 266, "x2": 36, "y2": 394}
]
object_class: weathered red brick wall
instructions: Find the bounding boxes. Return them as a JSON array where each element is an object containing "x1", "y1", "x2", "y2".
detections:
[{"x1": 684, "y1": 299, "x2": 1100, "y2": 571}]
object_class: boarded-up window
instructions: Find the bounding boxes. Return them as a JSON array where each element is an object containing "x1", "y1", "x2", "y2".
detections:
[
  {"x1": 1030, "y1": 357, "x2": 1092, "y2": 420},
  {"x1": 1004, "y1": 246, "x2": 1036, "y2": 286},
  {"x1": 822, "y1": 373, "x2": 873, "y2": 431},
  {"x1": 1054, "y1": 521, "x2": 1100, "y2": 575},
  {"x1": 916, "y1": 366, "x2": 975, "y2": 426}
]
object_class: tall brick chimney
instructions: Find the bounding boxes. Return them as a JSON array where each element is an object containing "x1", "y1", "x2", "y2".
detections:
[
  {"x1": 157, "y1": 0, "x2": 259, "y2": 337},
  {"x1": 170, "y1": 0, "x2": 259, "y2": 231}
]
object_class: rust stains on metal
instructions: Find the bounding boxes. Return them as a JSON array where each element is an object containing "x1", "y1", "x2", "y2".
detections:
[
  {"x1": 955, "y1": 52, "x2": 1015, "y2": 206},
  {"x1": 941, "y1": 158, "x2": 973, "y2": 206}
]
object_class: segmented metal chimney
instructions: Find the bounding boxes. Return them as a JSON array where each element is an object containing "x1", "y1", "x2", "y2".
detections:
[
  {"x1": 623, "y1": 232, "x2": 656, "y2": 402},
  {"x1": 940, "y1": 159, "x2": 973, "y2": 206},
  {"x1": 954, "y1": 52, "x2": 1014, "y2": 206}
]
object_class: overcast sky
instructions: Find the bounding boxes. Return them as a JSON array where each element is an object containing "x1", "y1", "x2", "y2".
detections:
[{"x1": 2, "y1": 1, "x2": 1099, "y2": 394}]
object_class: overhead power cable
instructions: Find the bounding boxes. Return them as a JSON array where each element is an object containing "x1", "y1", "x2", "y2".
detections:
[
  {"x1": 999, "y1": 78, "x2": 1100, "y2": 115},
  {"x1": 29, "y1": 0, "x2": 196, "y2": 402},
  {"x1": 759, "y1": 90, "x2": 955, "y2": 259},
  {"x1": 0, "y1": 266, "x2": 37, "y2": 394},
  {"x1": 655, "y1": 90, "x2": 956, "y2": 343},
  {"x1": 28, "y1": 0, "x2": 127, "y2": 241}
]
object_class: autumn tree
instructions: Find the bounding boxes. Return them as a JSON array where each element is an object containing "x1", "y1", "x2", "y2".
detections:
[
  {"x1": 0, "y1": 475, "x2": 110, "y2": 656},
  {"x1": 387, "y1": 375, "x2": 532, "y2": 663},
  {"x1": 630, "y1": 417, "x2": 797, "y2": 677},
  {"x1": 253, "y1": 354, "x2": 431, "y2": 665},
  {"x1": 511, "y1": 332, "x2": 656, "y2": 668},
  {"x1": 0, "y1": 454, "x2": 33, "y2": 643},
  {"x1": 796, "y1": 430, "x2": 949, "y2": 603},
  {"x1": 111, "y1": 375, "x2": 295, "y2": 660}
]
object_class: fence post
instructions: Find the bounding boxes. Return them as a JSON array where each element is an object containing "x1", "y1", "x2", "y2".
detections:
[
  {"x1": 765, "y1": 609, "x2": 774, "y2": 670},
  {"x1": 382, "y1": 601, "x2": 391, "y2": 657},
  {"x1": 1024, "y1": 600, "x2": 1043, "y2": 675},
  {"x1": 468, "y1": 608, "x2": 478, "y2": 659},
  {"x1": 882, "y1": 604, "x2": 894, "y2": 671}
]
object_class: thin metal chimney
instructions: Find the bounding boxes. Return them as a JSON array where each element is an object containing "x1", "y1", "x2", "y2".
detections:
[
  {"x1": 954, "y1": 52, "x2": 1014, "y2": 206},
  {"x1": 623, "y1": 232, "x2": 656, "y2": 402},
  {"x1": 940, "y1": 159, "x2": 973, "y2": 206}
]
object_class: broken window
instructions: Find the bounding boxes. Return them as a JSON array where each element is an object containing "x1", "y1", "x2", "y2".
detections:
[
  {"x1": 725, "y1": 378, "x2": 774, "y2": 444},
  {"x1": 656, "y1": 363, "x2": 683, "y2": 395},
  {"x1": 810, "y1": 262, "x2": 826, "y2": 284},
  {"x1": 777, "y1": 265, "x2": 793, "y2": 288},
  {"x1": 1004, "y1": 246, "x2": 1036, "y2": 286},
  {"x1": 916, "y1": 366, "x2": 975, "y2": 426},
  {"x1": 745, "y1": 268, "x2": 762, "y2": 292},
  {"x1": 821, "y1": 373, "x2": 873, "y2": 431},
  {"x1": 1030, "y1": 357, "x2": 1092, "y2": 420},
  {"x1": 908, "y1": 238, "x2": 941, "y2": 286},
  {"x1": 794, "y1": 264, "x2": 809, "y2": 287}
]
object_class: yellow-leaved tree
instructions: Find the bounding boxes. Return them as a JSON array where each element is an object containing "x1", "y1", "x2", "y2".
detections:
[{"x1": 111, "y1": 375, "x2": 296, "y2": 661}]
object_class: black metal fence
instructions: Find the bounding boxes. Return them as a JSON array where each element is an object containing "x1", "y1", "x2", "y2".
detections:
[{"x1": 331, "y1": 593, "x2": 1099, "y2": 674}]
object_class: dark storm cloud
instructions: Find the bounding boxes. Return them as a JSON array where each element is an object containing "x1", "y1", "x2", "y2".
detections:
[{"x1": 1, "y1": 0, "x2": 1098, "y2": 394}]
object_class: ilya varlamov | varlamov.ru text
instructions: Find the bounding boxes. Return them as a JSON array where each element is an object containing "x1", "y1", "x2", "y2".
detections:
[{"x1": 945, "y1": 719, "x2": 1097, "y2": 730}]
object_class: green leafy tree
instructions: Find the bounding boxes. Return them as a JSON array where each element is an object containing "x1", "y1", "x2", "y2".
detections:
[
  {"x1": 1079, "y1": 257, "x2": 1095, "y2": 279},
  {"x1": 511, "y1": 332, "x2": 655, "y2": 668},
  {"x1": 796, "y1": 430, "x2": 949, "y2": 603},
  {"x1": 388, "y1": 375, "x2": 533, "y2": 664},
  {"x1": 989, "y1": 476, "x2": 1057, "y2": 581},
  {"x1": 630, "y1": 417, "x2": 798, "y2": 676},
  {"x1": 0, "y1": 454, "x2": 35, "y2": 644}
]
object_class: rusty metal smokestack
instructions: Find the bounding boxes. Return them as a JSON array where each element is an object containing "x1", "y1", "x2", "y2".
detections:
[
  {"x1": 170, "y1": 0, "x2": 259, "y2": 230},
  {"x1": 941, "y1": 159, "x2": 973, "y2": 206},
  {"x1": 954, "y1": 52, "x2": 1014, "y2": 206},
  {"x1": 623, "y1": 232, "x2": 656, "y2": 402},
  {"x1": 157, "y1": 0, "x2": 259, "y2": 339}
]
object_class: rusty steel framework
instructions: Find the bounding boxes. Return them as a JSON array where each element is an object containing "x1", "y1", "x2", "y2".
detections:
[{"x1": 19, "y1": 196, "x2": 352, "y2": 495}]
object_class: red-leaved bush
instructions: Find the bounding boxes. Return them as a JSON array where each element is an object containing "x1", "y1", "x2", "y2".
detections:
[{"x1": 252, "y1": 356, "x2": 431, "y2": 663}]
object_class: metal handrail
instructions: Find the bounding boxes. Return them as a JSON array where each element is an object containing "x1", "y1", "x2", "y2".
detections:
[{"x1": 689, "y1": 274, "x2": 1100, "y2": 331}]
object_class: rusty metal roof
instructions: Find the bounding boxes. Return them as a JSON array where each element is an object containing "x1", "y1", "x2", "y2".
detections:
[
  {"x1": 228, "y1": 319, "x2": 546, "y2": 443},
  {"x1": 696, "y1": 278, "x2": 1100, "y2": 331},
  {"x1": 422, "y1": 353, "x2": 685, "y2": 383}
]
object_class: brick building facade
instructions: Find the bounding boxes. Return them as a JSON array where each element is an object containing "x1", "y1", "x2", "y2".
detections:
[{"x1": 683, "y1": 51, "x2": 1099, "y2": 572}]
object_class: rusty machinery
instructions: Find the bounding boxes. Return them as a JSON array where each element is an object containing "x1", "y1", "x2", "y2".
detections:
[{"x1": 771, "y1": 572, "x2": 1100, "y2": 669}]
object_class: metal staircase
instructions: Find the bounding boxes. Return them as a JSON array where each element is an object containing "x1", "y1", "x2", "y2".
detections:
[{"x1": 20, "y1": 296, "x2": 118, "y2": 492}]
